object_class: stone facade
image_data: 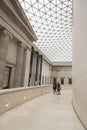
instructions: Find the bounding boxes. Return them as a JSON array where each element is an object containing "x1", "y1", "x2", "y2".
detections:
[
  {"x1": 52, "y1": 62, "x2": 72, "y2": 85},
  {"x1": 0, "y1": 0, "x2": 72, "y2": 90},
  {"x1": 28, "y1": 47, "x2": 43, "y2": 86},
  {"x1": 42, "y1": 59, "x2": 52, "y2": 85},
  {"x1": 0, "y1": 0, "x2": 37, "y2": 89}
]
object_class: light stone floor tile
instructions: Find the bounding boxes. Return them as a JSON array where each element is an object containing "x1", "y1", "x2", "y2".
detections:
[{"x1": 0, "y1": 90, "x2": 85, "y2": 130}]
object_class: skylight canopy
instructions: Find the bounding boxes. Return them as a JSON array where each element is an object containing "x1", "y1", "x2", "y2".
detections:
[{"x1": 19, "y1": 0, "x2": 72, "y2": 62}]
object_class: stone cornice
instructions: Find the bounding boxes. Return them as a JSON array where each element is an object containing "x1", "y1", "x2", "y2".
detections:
[
  {"x1": 52, "y1": 66, "x2": 72, "y2": 71},
  {"x1": 52, "y1": 62, "x2": 72, "y2": 66},
  {"x1": 0, "y1": 0, "x2": 37, "y2": 42}
]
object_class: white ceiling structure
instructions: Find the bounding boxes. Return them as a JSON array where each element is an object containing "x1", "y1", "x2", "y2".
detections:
[{"x1": 19, "y1": 0, "x2": 72, "y2": 62}]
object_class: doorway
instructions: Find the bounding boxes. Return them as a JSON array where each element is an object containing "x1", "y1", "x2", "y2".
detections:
[
  {"x1": 61, "y1": 78, "x2": 64, "y2": 85},
  {"x1": 53, "y1": 77, "x2": 57, "y2": 84},
  {"x1": 68, "y1": 78, "x2": 72, "y2": 84},
  {"x1": 3, "y1": 66, "x2": 12, "y2": 89}
]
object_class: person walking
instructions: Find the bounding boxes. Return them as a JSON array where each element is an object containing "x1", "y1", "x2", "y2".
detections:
[
  {"x1": 56, "y1": 82, "x2": 61, "y2": 95},
  {"x1": 53, "y1": 82, "x2": 57, "y2": 94}
]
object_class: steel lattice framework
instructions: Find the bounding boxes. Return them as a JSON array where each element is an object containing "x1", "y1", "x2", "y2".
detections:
[{"x1": 19, "y1": 0, "x2": 72, "y2": 62}]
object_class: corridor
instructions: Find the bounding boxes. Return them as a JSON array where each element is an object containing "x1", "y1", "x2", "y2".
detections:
[{"x1": 0, "y1": 90, "x2": 84, "y2": 130}]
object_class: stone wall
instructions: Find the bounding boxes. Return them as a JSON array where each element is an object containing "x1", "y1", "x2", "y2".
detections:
[
  {"x1": 72, "y1": 0, "x2": 87, "y2": 129},
  {"x1": 0, "y1": 85, "x2": 52, "y2": 114},
  {"x1": 0, "y1": 0, "x2": 36, "y2": 89},
  {"x1": 42, "y1": 60, "x2": 52, "y2": 85},
  {"x1": 52, "y1": 64, "x2": 72, "y2": 85},
  {"x1": 7, "y1": 39, "x2": 17, "y2": 65}
]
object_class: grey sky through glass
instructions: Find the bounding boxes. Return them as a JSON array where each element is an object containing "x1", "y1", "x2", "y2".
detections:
[{"x1": 19, "y1": 0, "x2": 72, "y2": 62}]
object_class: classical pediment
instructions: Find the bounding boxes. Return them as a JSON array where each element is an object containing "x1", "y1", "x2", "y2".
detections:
[{"x1": 0, "y1": 0, "x2": 37, "y2": 41}]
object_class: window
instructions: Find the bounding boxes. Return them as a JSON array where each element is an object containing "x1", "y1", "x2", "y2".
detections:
[
  {"x1": 68, "y1": 78, "x2": 72, "y2": 84},
  {"x1": 61, "y1": 78, "x2": 64, "y2": 85}
]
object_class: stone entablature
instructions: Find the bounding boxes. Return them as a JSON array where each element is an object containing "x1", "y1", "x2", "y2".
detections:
[{"x1": 0, "y1": 0, "x2": 37, "y2": 42}]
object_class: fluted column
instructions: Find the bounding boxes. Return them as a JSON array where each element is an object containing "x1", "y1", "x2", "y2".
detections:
[
  {"x1": 37, "y1": 55, "x2": 40, "y2": 85},
  {"x1": 37, "y1": 55, "x2": 42, "y2": 85},
  {"x1": 39, "y1": 55, "x2": 42, "y2": 85},
  {"x1": 33, "y1": 51, "x2": 38, "y2": 85},
  {"x1": 22, "y1": 48, "x2": 31, "y2": 87},
  {"x1": 14, "y1": 42, "x2": 25, "y2": 87},
  {"x1": 30, "y1": 51, "x2": 37, "y2": 85},
  {"x1": 50, "y1": 76, "x2": 53, "y2": 84},
  {"x1": 35, "y1": 52, "x2": 39, "y2": 85},
  {"x1": 0, "y1": 30, "x2": 12, "y2": 89},
  {"x1": 28, "y1": 47, "x2": 34, "y2": 86},
  {"x1": 21, "y1": 46, "x2": 27, "y2": 87}
]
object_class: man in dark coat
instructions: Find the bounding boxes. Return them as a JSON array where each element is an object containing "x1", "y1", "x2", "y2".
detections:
[
  {"x1": 56, "y1": 82, "x2": 61, "y2": 95},
  {"x1": 53, "y1": 82, "x2": 57, "y2": 94}
]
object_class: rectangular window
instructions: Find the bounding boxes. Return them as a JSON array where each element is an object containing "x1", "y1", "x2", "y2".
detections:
[
  {"x1": 68, "y1": 78, "x2": 72, "y2": 84},
  {"x1": 61, "y1": 78, "x2": 64, "y2": 84}
]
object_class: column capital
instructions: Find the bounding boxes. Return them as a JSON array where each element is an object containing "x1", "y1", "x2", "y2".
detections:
[
  {"x1": 0, "y1": 29, "x2": 13, "y2": 39},
  {"x1": 18, "y1": 42, "x2": 26, "y2": 50}
]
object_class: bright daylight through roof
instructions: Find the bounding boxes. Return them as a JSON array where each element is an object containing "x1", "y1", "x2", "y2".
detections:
[{"x1": 19, "y1": 0, "x2": 72, "y2": 62}]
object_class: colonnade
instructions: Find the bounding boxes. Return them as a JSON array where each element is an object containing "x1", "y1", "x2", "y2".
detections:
[
  {"x1": 0, "y1": 29, "x2": 41, "y2": 89},
  {"x1": 28, "y1": 47, "x2": 42, "y2": 86}
]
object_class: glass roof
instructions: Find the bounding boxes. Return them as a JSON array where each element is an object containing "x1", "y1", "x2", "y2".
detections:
[{"x1": 19, "y1": 0, "x2": 72, "y2": 62}]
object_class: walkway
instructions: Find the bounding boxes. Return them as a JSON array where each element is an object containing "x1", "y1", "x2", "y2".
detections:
[{"x1": 0, "y1": 90, "x2": 84, "y2": 130}]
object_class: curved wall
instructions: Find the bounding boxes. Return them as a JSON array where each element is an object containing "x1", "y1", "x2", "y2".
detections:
[{"x1": 73, "y1": 0, "x2": 87, "y2": 128}]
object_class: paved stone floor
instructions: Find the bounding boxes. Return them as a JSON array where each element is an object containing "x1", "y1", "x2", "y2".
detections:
[{"x1": 0, "y1": 90, "x2": 84, "y2": 130}]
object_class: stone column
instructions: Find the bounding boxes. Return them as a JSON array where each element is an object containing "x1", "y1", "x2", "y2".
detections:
[
  {"x1": 0, "y1": 30, "x2": 12, "y2": 89},
  {"x1": 39, "y1": 55, "x2": 42, "y2": 85},
  {"x1": 37, "y1": 55, "x2": 42, "y2": 85},
  {"x1": 37, "y1": 55, "x2": 41, "y2": 85},
  {"x1": 21, "y1": 46, "x2": 27, "y2": 87},
  {"x1": 23, "y1": 48, "x2": 31, "y2": 87},
  {"x1": 50, "y1": 76, "x2": 53, "y2": 84},
  {"x1": 28, "y1": 47, "x2": 34, "y2": 86},
  {"x1": 30, "y1": 51, "x2": 37, "y2": 85},
  {"x1": 35, "y1": 52, "x2": 39, "y2": 85},
  {"x1": 14, "y1": 42, "x2": 25, "y2": 87}
]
